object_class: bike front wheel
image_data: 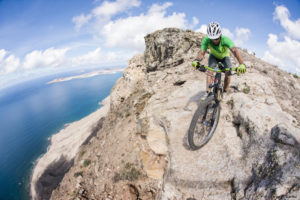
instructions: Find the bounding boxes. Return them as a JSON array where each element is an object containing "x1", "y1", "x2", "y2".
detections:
[{"x1": 188, "y1": 95, "x2": 221, "y2": 150}]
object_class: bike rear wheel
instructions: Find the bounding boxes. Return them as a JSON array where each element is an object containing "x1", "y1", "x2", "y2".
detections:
[{"x1": 188, "y1": 95, "x2": 221, "y2": 150}]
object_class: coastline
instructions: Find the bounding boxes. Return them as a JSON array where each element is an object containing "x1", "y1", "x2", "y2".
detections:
[
  {"x1": 47, "y1": 68, "x2": 124, "y2": 84},
  {"x1": 30, "y1": 96, "x2": 110, "y2": 200}
]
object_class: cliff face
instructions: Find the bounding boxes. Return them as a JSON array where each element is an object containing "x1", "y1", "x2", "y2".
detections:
[{"x1": 50, "y1": 28, "x2": 300, "y2": 200}]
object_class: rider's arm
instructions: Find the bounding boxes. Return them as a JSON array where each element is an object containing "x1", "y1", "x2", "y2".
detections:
[
  {"x1": 230, "y1": 47, "x2": 244, "y2": 64},
  {"x1": 197, "y1": 49, "x2": 206, "y2": 61},
  {"x1": 197, "y1": 36, "x2": 209, "y2": 61}
]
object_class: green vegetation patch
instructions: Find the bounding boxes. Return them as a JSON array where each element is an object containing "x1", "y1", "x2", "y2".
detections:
[
  {"x1": 226, "y1": 99, "x2": 234, "y2": 109},
  {"x1": 125, "y1": 111, "x2": 131, "y2": 118},
  {"x1": 242, "y1": 83, "x2": 251, "y2": 94},
  {"x1": 113, "y1": 162, "x2": 141, "y2": 182},
  {"x1": 83, "y1": 159, "x2": 91, "y2": 167},
  {"x1": 73, "y1": 190, "x2": 78, "y2": 198},
  {"x1": 74, "y1": 171, "x2": 83, "y2": 178},
  {"x1": 79, "y1": 150, "x2": 86, "y2": 158}
]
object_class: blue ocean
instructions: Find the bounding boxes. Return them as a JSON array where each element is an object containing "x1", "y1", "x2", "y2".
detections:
[{"x1": 0, "y1": 69, "x2": 122, "y2": 200}]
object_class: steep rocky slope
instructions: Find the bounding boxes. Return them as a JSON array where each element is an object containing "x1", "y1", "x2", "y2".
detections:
[{"x1": 50, "y1": 28, "x2": 300, "y2": 200}]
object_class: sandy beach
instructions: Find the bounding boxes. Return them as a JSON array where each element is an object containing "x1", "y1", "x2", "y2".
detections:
[{"x1": 30, "y1": 96, "x2": 110, "y2": 200}]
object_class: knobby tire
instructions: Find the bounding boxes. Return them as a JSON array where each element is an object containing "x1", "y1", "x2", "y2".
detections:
[{"x1": 188, "y1": 95, "x2": 221, "y2": 150}]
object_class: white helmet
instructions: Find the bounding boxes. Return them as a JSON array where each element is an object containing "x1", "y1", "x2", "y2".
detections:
[{"x1": 207, "y1": 22, "x2": 222, "y2": 39}]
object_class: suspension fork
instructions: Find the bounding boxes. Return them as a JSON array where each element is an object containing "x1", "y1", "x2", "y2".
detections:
[{"x1": 213, "y1": 72, "x2": 222, "y2": 102}]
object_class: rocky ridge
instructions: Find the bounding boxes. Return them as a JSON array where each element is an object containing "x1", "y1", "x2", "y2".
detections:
[{"x1": 49, "y1": 28, "x2": 300, "y2": 200}]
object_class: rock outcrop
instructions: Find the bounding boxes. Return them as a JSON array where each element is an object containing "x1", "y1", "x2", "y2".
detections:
[{"x1": 48, "y1": 28, "x2": 300, "y2": 200}]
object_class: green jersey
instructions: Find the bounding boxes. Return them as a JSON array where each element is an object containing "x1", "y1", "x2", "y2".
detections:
[{"x1": 201, "y1": 35, "x2": 235, "y2": 59}]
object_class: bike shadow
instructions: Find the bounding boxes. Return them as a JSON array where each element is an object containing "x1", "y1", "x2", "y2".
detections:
[
  {"x1": 183, "y1": 90, "x2": 207, "y2": 111},
  {"x1": 183, "y1": 90, "x2": 207, "y2": 151}
]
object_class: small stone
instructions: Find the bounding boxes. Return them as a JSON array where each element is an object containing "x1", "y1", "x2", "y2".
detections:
[
  {"x1": 265, "y1": 97, "x2": 276, "y2": 105},
  {"x1": 79, "y1": 188, "x2": 85, "y2": 195}
]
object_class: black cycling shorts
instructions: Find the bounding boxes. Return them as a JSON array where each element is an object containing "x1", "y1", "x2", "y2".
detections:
[{"x1": 208, "y1": 55, "x2": 232, "y2": 75}]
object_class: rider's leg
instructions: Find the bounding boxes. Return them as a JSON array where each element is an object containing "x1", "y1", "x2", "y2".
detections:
[
  {"x1": 224, "y1": 72, "x2": 231, "y2": 92},
  {"x1": 207, "y1": 55, "x2": 217, "y2": 91},
  {"x1": 223, "y1": 56, "x2": 232, "y2": 92},
  {"x1": 207, "y1": 71, "x2": 213, "y2": 91}
]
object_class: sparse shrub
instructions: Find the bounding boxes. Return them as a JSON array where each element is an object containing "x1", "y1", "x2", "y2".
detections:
[
  {"x1": 243, "y1": 87, "x2": 250, "y2": 94},
  {"x1": 79, "y1": 151, "x2": 86, "y2": 158},
  {"x1": 113, "y1": 162, "x2": 141, "y2": 182},
  {"x1": 244, "y1": 122, "x2": 255, "y2": 135},
  {"x1": 74, "y1": 171, "x2": 83, "y2": 178},
  {"x1": 116, "y1": 111, "x2": 123, "y2": 118},
  {"x1": 125, "y1": 167, "x2": 141, "y2": 181},
  {"x1": 262, "y1": 70, "x2": 268, "y2": 74},
  {"x1": 113, "y1": 173, "x2": 121, "y2": 182},
  {"x1": 277, "y1": 71, "x2": 281, "y2": 76},
  {"x1": 243, "y1": 83, "x2": 250, "y2": 94},
  {"x1": 83, "y1": 159, "x2": 91, "y2": 167},
  {"x1": 73, "y1": 190, "x2": 78, "y2": 198},
  {"x1": 125, "y1": 162, "x2": 133, "y2": 169},
  {"x1": 293, "y1": 74, "x2": 299, "y2": 79},
  {"x1": 226, "y1": 99, "x2": 234, "y2": 109}
]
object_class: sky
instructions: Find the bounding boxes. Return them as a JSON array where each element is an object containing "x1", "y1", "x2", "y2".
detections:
[{"x1": 1, "y1": 0, "x2": 300, "y2": 89}]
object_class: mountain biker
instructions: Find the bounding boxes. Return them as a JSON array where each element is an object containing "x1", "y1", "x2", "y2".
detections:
[{"x1": 192, "y1": 22, "x2": 246, "y2": 99}]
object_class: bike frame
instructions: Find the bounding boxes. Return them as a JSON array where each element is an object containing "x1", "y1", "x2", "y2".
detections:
[{"x1": 206, "y1": 63, "x2": 230, "y2": 104}]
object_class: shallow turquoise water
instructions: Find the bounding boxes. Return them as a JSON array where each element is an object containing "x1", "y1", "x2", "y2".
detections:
[{"x1": 0, "y1": 71, "x2": 122, "y2": 200}]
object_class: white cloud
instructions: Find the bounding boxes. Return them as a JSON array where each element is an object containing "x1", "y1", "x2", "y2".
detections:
[
  {"x1": 195, "y1": 24, "x2": 207, "y2": 34},
  {"x1": 222, "y1": 28, "x2": 234, "y2": 39},
  {"x1": 73, "y1": 1, "x2": 198, "y2": 51},
  {"x1": 148, "y1": 2, "x2": 172, "y2": 14},
  {"x1": 263, "y1": 51, "x2": 286, "y2": 68},
  {"x1": 101, "y1": 2, "x2": 188, "y2": 51},
  {"x1": 0, "y1": 49, "x2": 6, "y2": 61},
  {"x1": 274, "y1": 5, "x2": 300, "y2": 40},
  {"x1": 70, "y1": 47, "x2": 128, "y2": 67},
  {"x1": 23, "y1": 47, "x2": 69, "y2": 70},
  {"x1": 234, "y1": 27, "x2": 251, "y2": 47},
  {"x1": 93, "y1": 0, "x2": 140, "y2": 17},
  {"x1": 0, "y1": 46, "x2": 126, "y2": 78},
  {"x1": 262, "y1": 6, "x2": 300, "y2": 74},
  {"x1": 0, "y1": 49, "x2": 20, "y2": 75},
  {"x1": 263, "y1": 33, "x2": 300, "y2": 72},
  {"x1": 71, "y1": 48, "x2": 102, "y2": 66},
  {"x1": 72, "y1": 14, "x2": 92, "y2": 30},
  {"x1": 191, "y1": 17, "x2": 199, "y2": 29},
  {"x1": 73, "y1": 0, "x2": 141, "y2": 30}
]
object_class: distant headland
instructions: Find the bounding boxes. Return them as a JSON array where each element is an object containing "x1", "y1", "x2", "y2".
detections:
[{"x1": 47, "y1": 68, "x2": 124, "y2": 84}]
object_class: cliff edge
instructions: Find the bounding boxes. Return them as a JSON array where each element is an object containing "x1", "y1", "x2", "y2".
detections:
[{"x1": 48, "y1": 28, "x2": 300, "y2": 200}]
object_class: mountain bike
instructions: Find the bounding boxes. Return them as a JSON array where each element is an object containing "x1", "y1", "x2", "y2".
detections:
[{"x1": 188, "y1": 62, "x2": 237, "y2": 150}]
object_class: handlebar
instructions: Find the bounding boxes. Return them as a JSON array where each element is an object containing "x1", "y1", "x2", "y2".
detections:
[
  {"x1": 192, "y1": 60, "x2": 240, "y2": 74},
  {"x1": 200, "y1": 65, "x2": 237, "y2": 73}
]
